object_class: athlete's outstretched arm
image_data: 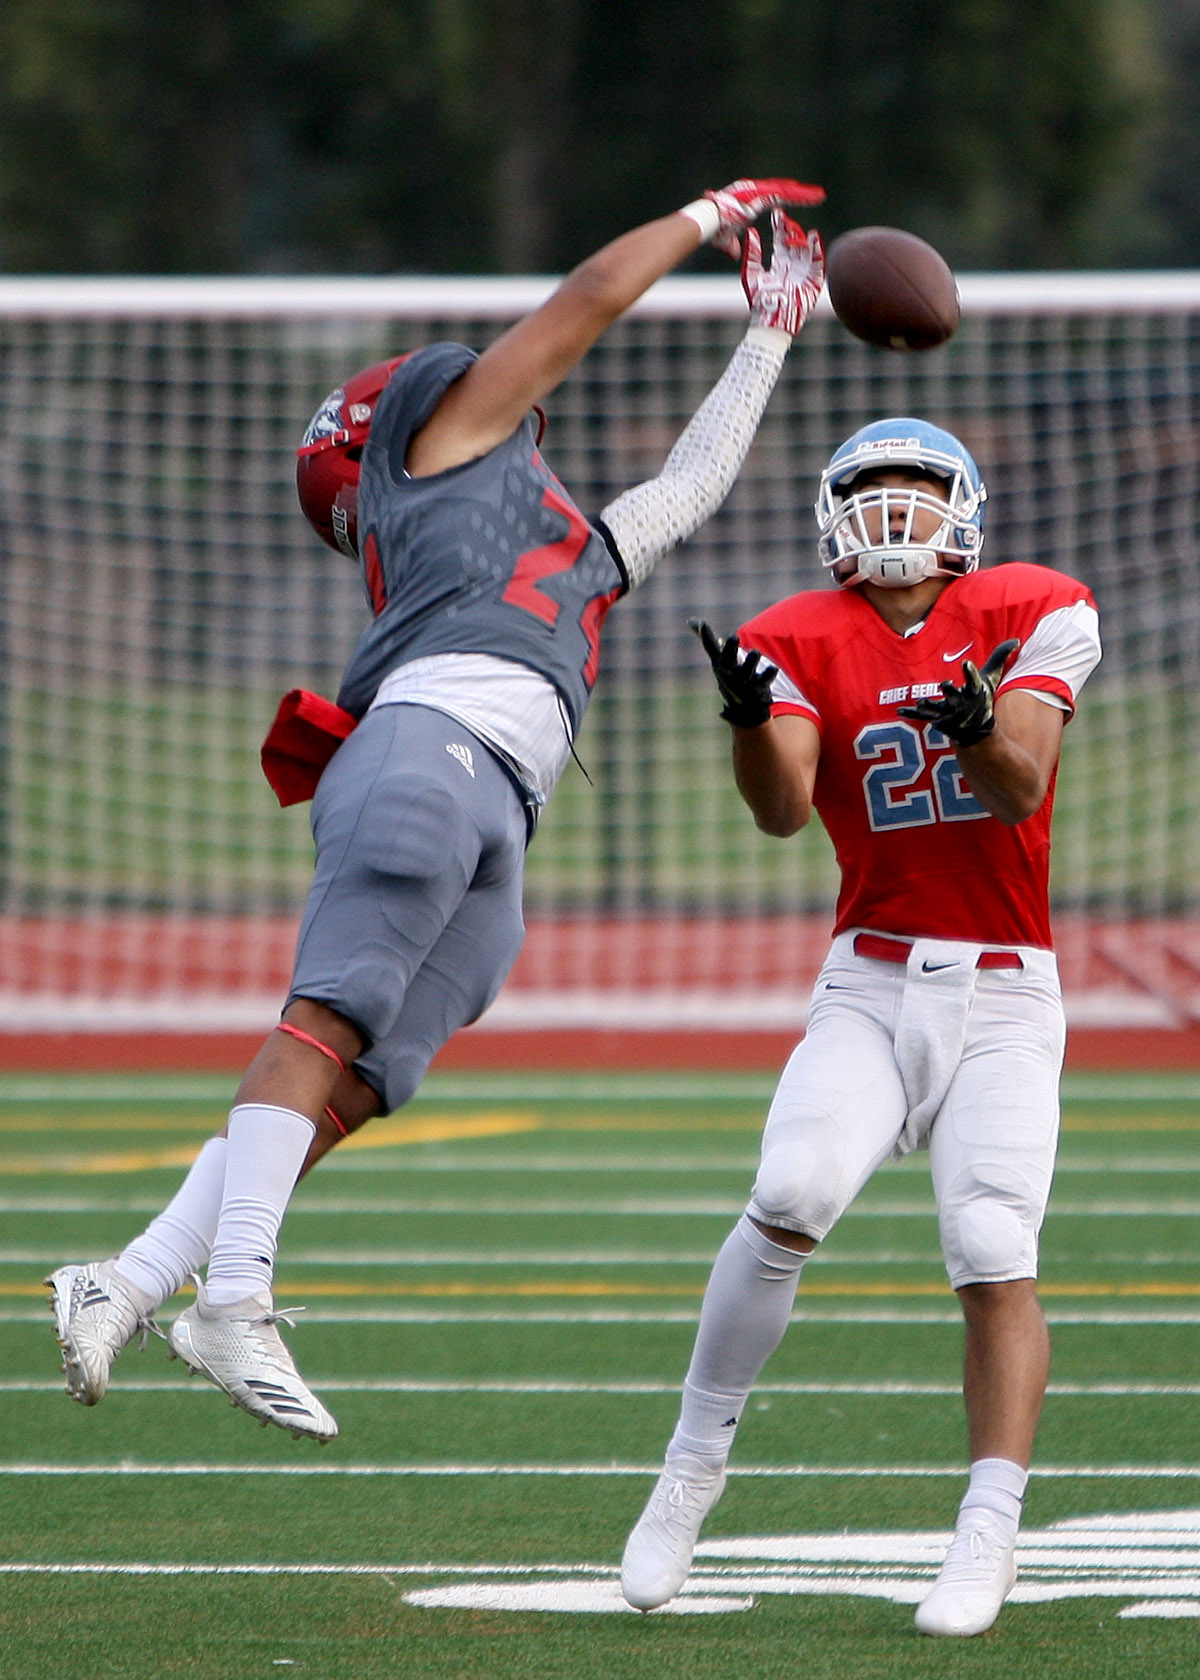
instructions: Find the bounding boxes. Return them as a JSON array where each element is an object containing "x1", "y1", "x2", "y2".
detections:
[
  {"x1": 407, "y1": 180, "x2": 823, "y2": 478},
  {"x1": 601, "y1": 213, "x2": 825, "y2": 585}
]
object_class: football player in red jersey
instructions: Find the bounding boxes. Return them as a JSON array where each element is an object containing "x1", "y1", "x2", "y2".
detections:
[
  {"x1": 46, "y1": 181, "x2": 828, "y2": 1444},
  {"x1": 622, "y1": 418, "x2": 1101, "y2": 1637}
]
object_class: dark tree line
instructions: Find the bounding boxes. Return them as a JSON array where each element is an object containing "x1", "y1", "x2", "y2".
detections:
[{"x1": 0, "y1": 0, "x2": 1191, "y2": 275}]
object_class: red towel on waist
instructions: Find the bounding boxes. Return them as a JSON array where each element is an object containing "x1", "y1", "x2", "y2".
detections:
[{"x1": 260, "y1": 688, "x2": 357, "y2": 807}]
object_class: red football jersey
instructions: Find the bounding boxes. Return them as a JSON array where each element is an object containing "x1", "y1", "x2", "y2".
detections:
[{"x1": 741, "y1": 563, "x2": 1101, "y2": 949}]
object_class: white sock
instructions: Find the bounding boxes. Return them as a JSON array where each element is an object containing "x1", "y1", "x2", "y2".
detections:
[
  {"x1": 669, "y1": 1215, "x2": 808, "y2": 1468},
  {"x1": 115, "y1": 1136, "x2": 228, "y2": 1306},
  {"x1": 203, "y1": 1104, "x2": 315, "y2": 1306},
  {"x1": 958, "y1": 1456, "x2": 1028, "y2": 1542}
]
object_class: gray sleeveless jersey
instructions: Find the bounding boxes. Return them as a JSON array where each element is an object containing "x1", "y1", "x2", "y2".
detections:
[{"x1": 336, "y1": 342, "x2": 628, "y2": 730}]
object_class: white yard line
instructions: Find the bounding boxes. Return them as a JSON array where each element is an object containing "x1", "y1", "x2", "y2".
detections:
[
  {"x1": 11, "y1": 1153, "x2": 1200, "y2": 1178},
  {"x1": 8, "y1": 1195, "x2": 1200, "y2": 1215},
  {"x1": 9, "y1": 1153, "x2": 1199, "y2": 1177},
  {"x1": 8, "y1": 1304, "x2": 1200, "y2": 1325},
  {"x1": 1, "y1": 1461, "x2": 1199, "y2": 1479},
  {"x1": 0, "y1": 1560, "x2": 613, "y2": 1576},
  {"x1": 6, "y1": 1247, "x2": 957, "y2": 1266},
  {"x1": 10, "y1": 1246, "x2": 1200, "y2": 1267},
  {"x1": 6, "y1": 1377, "x2": 1200, "y2": 1396}
]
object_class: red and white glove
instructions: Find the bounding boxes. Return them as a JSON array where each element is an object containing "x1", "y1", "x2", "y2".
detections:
[
  {"x1": 680, "y1": 176, "x2": 825, "y2": 259},
  {"x1": 741, "y1": 210, "x2": 825, "y2": 336}
]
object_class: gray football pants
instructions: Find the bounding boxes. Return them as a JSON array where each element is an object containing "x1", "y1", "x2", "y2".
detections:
[{"x1": 288, "y1": 702, "x2": 528, "y2": 1112}]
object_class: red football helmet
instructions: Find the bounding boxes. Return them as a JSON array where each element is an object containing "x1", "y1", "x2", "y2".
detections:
[
  {"x1": 296, "y1": 353, "x2": 549, "y2": 559},
  {"x1": 295, "y1": 356, "x2": 409, "y2": 558}
]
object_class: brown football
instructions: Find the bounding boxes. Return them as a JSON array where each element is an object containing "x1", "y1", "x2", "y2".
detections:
[{"x1": 826, "y1": 226, "x2": 959, "y2": 351}]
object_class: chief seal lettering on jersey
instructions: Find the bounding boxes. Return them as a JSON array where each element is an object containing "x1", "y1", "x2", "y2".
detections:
[{"x1": 739, "y1": 562, "x2": 1101, "y2": 948}]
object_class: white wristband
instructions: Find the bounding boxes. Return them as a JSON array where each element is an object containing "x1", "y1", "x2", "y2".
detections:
[{"x1": 677, "y1": 199, "x2": 722, "y2": 243}]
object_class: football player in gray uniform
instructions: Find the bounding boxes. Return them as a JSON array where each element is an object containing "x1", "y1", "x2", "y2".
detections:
[{"x1": 48, "y1": 180, "x2": 825, "y2": 1444}]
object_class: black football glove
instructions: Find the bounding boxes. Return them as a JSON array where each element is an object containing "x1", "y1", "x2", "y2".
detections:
[
  {"x1": 898, "y1": 638, "x2": 1019, "y2": 747},
  {"x1": 689, "y1": 618, "x2": 779, "y2": 728}
]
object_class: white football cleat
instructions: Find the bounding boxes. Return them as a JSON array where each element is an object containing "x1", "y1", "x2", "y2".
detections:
[
  {"x1": 914, "y1": 1509, "x2": 1018, "y2": 1636},
  {"x1": 47, "y1": 1260, "x2": 161, "y2": 1405},
  {"x1": 167, "y1": 1279, "x2": 338, "y2": 1443},
  {"x1": 620, "y1": 1454, "x2": 727, "y2": 1610}
]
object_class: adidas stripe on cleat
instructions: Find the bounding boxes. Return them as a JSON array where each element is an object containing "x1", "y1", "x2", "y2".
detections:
[
  {"x1": 167, "y1": 1278, "x2": 338, "y2": 1443},
  {"x1": 46, "y1": 1260, "x2": 161, "y2": 1406}
]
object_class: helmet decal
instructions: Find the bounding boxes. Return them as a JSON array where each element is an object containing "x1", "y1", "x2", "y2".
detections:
[
  {"x1": 295, "y1": 351, "x2": 541, "y2": 557},
  {"x1": 301, "y1": 387, "x2": 349, "y2": 448},
  {"x1": 295, "y1": 355, "x2": 410, "y2": 557}
]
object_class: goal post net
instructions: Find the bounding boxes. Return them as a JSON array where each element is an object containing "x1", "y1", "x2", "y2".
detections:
[{"x1": 0, "y1": 273, "x2": 1197, "y2": 1038}]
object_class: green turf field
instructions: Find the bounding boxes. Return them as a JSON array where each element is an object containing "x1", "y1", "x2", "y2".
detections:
[{"x1": 4, "y1": 1070, "x2": 1200, "y2": 1678}]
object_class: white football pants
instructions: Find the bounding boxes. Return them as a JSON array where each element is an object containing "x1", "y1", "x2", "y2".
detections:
[{"x1": 745, "y1": 930, "x2": 1066, "y2": 1288}]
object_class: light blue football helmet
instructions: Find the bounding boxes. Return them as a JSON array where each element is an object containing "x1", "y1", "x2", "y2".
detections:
[{"x1": 815, "y1": 418, "x2": 987, "y2": 588}]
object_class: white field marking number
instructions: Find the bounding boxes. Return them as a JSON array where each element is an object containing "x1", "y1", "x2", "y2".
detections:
[{"x1": 405, "y1": 1508, "x2": 1200, "y2": 1617}]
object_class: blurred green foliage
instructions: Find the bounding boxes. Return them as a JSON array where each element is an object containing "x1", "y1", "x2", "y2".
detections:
[{"x1": 0, "y1": 0, "x2": 1189, "y2": 274}]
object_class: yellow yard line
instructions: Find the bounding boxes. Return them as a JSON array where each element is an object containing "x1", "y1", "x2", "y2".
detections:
[
  {"x1": 3, "y1": 1106, "x2": 1197, "y2": 1140},
  {"x1": 2, "y1": 1110, "x2": 539, "y2": 1137},
  {"x1": 0, "y1": 1148, "x2": 208, "y2": 1176},
  {"x1": 1060, "y1": 1114, "x2": 1200, "y2": 1132},
  {"x1": 337, "y1": 1114, "x2": 539, "y2": 1149},
  {"x1": 2, "y1": 1102, "x2": 1197, "y2": 1181},
  {"x1": 550, "y1": 1114, "x2": 763, "y2": 1133},
  {"x1": 9, "y1": 1276, "x2": 1200, "y2": 1301},
  {"x1": 0, "y1": 1113, "x2": 540, "y2": 1175},
  {"x1": 2, "y1": 1115, "x2": 221, "y2": 1134}
]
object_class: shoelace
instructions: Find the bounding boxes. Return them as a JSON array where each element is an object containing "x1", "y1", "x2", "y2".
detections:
[
  {"x1": 656, "y1": 1471, "x2": 714, "y2": 1523},
  {"x1": 968, "y1": 1526, "x2": 1006, "y2": 1566},
  {"x1": 242, "y1": 1304, "x2": 311, "y2": 1374},
  {"x1": 939, "y1": 1519, "x2": 1009, "y2": 1582},
  {"x1": 260, "y1": 1304, "x2": 305, "y2": 1331},
  {"x1": 134, "y1": 1315, "x2": 167, "y2": 1350},
  {"x1": 185, "y1": 1273, "x2": 305, "y2": 1336}
]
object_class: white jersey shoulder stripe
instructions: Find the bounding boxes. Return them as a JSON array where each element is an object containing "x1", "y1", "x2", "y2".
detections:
[
  {"x1": 1001, "y1": 598, "x2": 1101, "y2": 709},
  {"x1": 766, "y1": 665, "x2": 817, "y2": 715}
]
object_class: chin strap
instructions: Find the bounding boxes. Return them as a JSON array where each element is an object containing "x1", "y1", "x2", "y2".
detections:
[{"x1": 854, "y1": 550, "x2": 944, "y2": 588}]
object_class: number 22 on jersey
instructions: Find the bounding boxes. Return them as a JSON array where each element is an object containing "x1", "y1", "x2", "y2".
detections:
[{"x1": 855, "y1": 720, "x2": 986, "y2": 831}]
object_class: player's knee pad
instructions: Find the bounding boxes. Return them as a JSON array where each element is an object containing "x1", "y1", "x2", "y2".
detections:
[
  {"x1": 374, "y1": 1042, "x2": 435, "y2": 1114},
  {"x1": 332, "y1": 940, "x2": 413, "y2": 1043},
  {"x1": 749, "y1": 1139, "x2": 841, "y2": 1238},
  {"x1": 940, "y1": 1188, "x2": 1036, "y2": 1287}
]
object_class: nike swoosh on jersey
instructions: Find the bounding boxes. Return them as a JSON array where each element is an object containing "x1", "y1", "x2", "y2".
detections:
[
  {"x1": 921, "y1": 960, "x2": 959, "y2": 972},
  {"x1": 942, "y1": 643, "x2": 973, "y2": 661}
]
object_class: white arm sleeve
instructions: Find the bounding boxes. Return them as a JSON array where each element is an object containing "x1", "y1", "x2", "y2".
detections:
[{"x1": 599, "y1": 324, "x2": 790, "y2": 589}]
